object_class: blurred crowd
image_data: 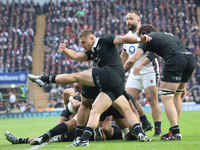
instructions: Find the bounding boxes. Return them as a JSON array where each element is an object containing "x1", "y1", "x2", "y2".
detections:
[
  {"x1": 0, "y1": 0, "x2": 200, "y2": 109},
  {"x1": 0, "y1": 0, "x2": 39, "y2": 73},
  {"x1": 0, "y1": 84, "x2": 34, "y2": 114}
]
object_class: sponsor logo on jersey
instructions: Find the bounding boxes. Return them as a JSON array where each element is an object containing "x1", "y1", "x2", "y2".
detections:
[
  {"x1": 128, "y1": 46, "x2": 135, "y2": 54},
  {"x1": 150, "y1": 80, "x2": 153, "y2": 83}
]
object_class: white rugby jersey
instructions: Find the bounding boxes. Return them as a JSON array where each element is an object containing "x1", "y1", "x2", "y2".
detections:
[{"x1": 123, "y1": 31, "x2": 159, "y2": 75}]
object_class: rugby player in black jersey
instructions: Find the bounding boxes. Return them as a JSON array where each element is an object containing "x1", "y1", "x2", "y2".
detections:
[
  {"x1": 5, "y1": 85, "x2": 136, "y2": 145},
  {"x1": 28, "y1": 29, "x2": 152, "y2": 147},
  {"x1": 124, "y1": 24, "x2": 195, "y2": 141}
]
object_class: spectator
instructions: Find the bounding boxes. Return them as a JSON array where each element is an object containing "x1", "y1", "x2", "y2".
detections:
[
  {"x1": 24, "y1": 100, "x2": 34, "y2": 112},
  {"x1": 19, "y1": 101, "x2": 26, "y2": 112},
  {"x1": 0, "y1": 101, "x2": 10, "y2": 113},
  {"x1": 50, "y1": 84, "x2": 57, "y2": 94},
  {"x1": 54, "y1": 98, "x2": 63, "y2": 108},
  {"x1": 0, "y1": 60, "x2": 4, "y2": 73},
  {"x1": 19, "y1": 84, "x2": 28, "y2": 103},
  {"x1": 192, "y1": 89, "x2": 200, "y2": 104},
  {"x1": 9, "y1": 92, "x2": 16, "y2": 110},
  {"x1": 11, "y1": 103, "x2": 20, "y2": 113},
  {"x1": 48, "y1": 92, "x2": 57, "y2": 101},
  {"x1": 48, "y1": 99, "x2": 56, "y2": 108},
  {"x1": 138, "y1": 93, "x2": 146, "y2": 106},
  {"x1": 0, "y1": 92, "x2": 3, "y2": 101},
  {"x1": 76, "y1": 5, "x2": 85, "y2": 17},
  {"x1": 35, "y1": 2, "x2": 41, "y2": 15}
]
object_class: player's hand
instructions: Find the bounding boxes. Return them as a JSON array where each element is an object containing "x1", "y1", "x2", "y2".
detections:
[
  {"x1": 59, "y1": 40, "x2": 68, "y2": 53},
  {"x1": 181, "y1": 88, "x2": 186, "y2": 101},
  {"x1": 133, "y1": 64, "x2": 143, "y2": 76},
  {"x1": 140, "y1": 34, "x2": 152, "y2": 43},
  {"x1": 71, "y1": 92, "x2": 79, "y2": 98}
]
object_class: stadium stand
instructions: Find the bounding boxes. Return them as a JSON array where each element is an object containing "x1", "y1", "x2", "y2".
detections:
[{"x1": 0, "y1": 0, "x2": 36, "y2": 73}]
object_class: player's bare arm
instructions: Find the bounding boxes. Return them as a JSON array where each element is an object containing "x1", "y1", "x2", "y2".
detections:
[
  {"x1": 134, "y1": 52, "x2": 158, "y2": 75},
  {"x1": 120, "y1": 50, "x2": 129, "y2": 65},
  {"x1": 124, "y1": 48, "x2": 144, "y2": 72},
  {"x1": 59, "y1": 40, "x2": 88, "y2": 61},
  {"x1": 113, "y1": 34, "x2": 152, "y2": 45}
]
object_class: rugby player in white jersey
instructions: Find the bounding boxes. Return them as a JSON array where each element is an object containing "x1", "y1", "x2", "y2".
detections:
[{"x1": 121, "y1": 11, "x2": 162, "y2": 136}]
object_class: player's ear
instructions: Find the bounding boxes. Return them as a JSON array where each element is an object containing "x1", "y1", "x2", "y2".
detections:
[
  {"x1": 90, "y1": 35, "x2": 95, "y2": 41},
  {"x1": 138, "y1": 18, "x2": 141, "y2": 24}
]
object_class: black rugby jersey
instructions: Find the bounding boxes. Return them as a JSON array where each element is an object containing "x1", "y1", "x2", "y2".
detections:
[
  {"x1": 85, "y1": 35, "x2": 124, "y2": 78},
  {"x1": 138, "y1": 32, "x2": 190, "y2": 60}
]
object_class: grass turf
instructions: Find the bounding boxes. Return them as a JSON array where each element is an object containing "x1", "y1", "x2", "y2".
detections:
[{"x1": 0, "y1": 111, "x2": 200, "y2": 150}]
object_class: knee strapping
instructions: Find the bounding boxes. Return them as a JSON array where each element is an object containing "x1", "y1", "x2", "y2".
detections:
[
  {"x1": 161, "y1": 88, "x2": 175, "y2": 97},
  {"x1": 176, "y1": 89, "x2": 184, "y2": 93},
  {"x1": 67, "y1": 102, "x2": 77, "y2": 114}
]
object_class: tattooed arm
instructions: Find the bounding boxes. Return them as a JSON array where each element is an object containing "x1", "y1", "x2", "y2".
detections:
[{"x1": 113, "y1": 34, "x2": 152, "y2": 45}]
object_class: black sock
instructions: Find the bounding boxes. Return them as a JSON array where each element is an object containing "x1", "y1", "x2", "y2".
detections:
[
  {"x1": 40, "y1": 75, "x2": 56, "y2": 83},
  {"x1": 171, "y1": 125, "x2": 180, "y2": 135},
  {"x1": 154, "y1": 122, "x2": 161, "y2": 132},
  {"x1": 132, "y1": 123, "x2": 144, "y2": 135},
  {"x1": 80, "y1": 127, "x2": 93, "y2": 141},
  {"x1": 19, "y1": 138, "x2": 29, "y2": 144},
  {"x1": 40, "y1": 133, "x2": 50, "y2": 142},
  {"x1": 140, "y1": 115, "x2": 150, "y2": 126},
  {"x1": 41, "y1": 123, "x2": 68, "y2": 141},
  {"x1": 75, "y1": 125, "x2": 85, "y2": 139},
  {"x1": 49, "y1": 122, "x2": 68, "y2": 137}
]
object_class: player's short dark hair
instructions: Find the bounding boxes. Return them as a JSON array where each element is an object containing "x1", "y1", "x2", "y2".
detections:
[
  {"x1": 78, "y1": 29, "x2": 95, "y2": 38},
  {"x1": 128, "y1": 11, "x2": 140, "y2": 18},
  {"x1": 138, "y1": 24, "x2": 156, "y2": 36}
]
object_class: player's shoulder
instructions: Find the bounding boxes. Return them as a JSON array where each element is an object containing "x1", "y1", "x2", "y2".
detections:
[
  {"x1": 125, "y1": 31, "x2": 133, "y2": 36},
  {"x1": 150, "y1": 32, "x2": 165, "y2": 37},
  {"x1": 100, "y1": 34, "x2": 115, "y2": 40}
]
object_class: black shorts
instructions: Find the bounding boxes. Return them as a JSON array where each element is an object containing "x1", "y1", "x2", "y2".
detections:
[
  {"x1": 100, "y1": 106, "x2": 124, "y2": 121},
  {"x1": 161, "y1": 54, "x2": 195, "y2": 83},
  {"x1": 81, "y1": 84, "x2": 100, "y2": 99},
  {"x1": 92, "y1": 66, "x2": 125, "y2": 101}
]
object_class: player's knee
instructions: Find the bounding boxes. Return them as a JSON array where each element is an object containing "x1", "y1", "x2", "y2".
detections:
[
  {"x1": 147, "y1": 95, "x2": 158, "y2": 106},
  {"x1": 74, "y1": 83, "x2": 81, "y2": 92},
  {"x1": 122, "y1": 107, "x2": 132, "y2": 116},
  {"x1": 161, "y1": 88, "x2": 176, "y2": 97},
  {"x1": 63, "y1": 88, "x2": 74, "y2": 97},
  {"x1": 65, "y1": 119, "x2": 76, "y2": 130}
]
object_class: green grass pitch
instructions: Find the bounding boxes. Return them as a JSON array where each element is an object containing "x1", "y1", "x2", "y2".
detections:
[{"x1": 0, "y1": 111, "x2": 200, "y2": 150}]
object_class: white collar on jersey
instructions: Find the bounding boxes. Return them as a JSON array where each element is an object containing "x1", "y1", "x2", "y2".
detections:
[
  {"x1": 91, "y1": 37, "x2": 99, "y2": 52},
  {"x1": 129, "y1": 30, "x2": 139, "y2": 36}
]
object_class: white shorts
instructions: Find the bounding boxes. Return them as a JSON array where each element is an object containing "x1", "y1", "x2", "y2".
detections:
[{"x1": 125, "y1": 72, "x2": 159, "y2": 90}]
